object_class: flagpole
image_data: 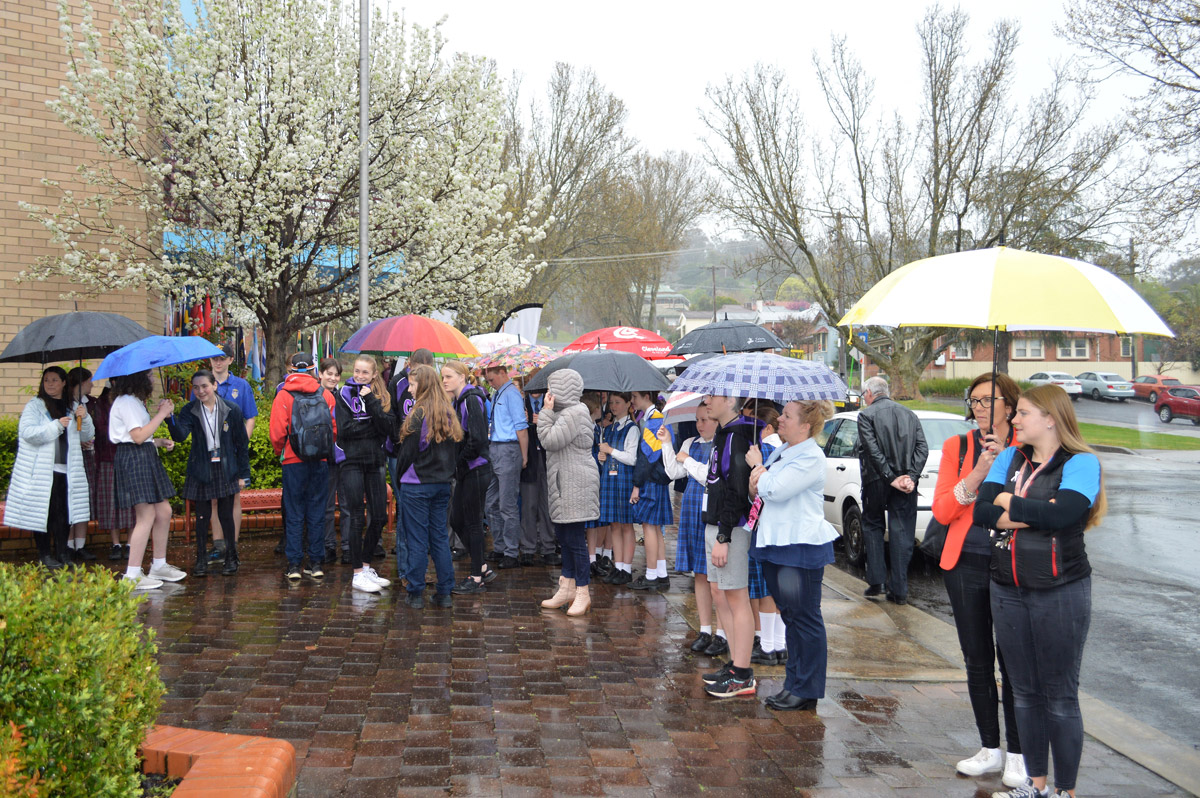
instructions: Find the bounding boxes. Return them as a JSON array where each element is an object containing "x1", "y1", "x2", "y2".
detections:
[{"x1": 358, "y1": 0, "x2": 370, "y2": 328}]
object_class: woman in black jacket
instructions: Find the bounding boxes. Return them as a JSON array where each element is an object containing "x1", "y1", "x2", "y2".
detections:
[
  {"x1": 337, "y1": 355, "x2": 395, "y2": 594},
  {"x1": 442, "y1": 360, "x2": 496, "y2": 594},
  {"x1": 167, "y1": 369, "x2": 251, "y2": 576}
]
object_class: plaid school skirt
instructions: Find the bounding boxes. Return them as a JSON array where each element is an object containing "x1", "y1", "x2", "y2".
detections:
[
  {"x1": 599, "y1": 462, "x2": 634, "y2": 525},
  {"x1": 748, "y1": 554, "x2": 769, "y2": 600},
  {"x1": 674, "y1": 479, "x2": 707, "y2": 574},
  {"x1": 114, "y1": 442, "x2": 175, "y2": 508},
  {"x1": 634, "y1": 480, "x2": 673, "y2": 527},
  {"x1": 181, "y1": 457, "x2": 241, "y2": 501},
  {"x1": 93, "y1": 460, "x2": 134, "y2": 530}
]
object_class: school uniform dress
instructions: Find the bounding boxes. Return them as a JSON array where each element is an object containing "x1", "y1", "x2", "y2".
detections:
[
  {"x1": 748, "y1": 436, "x2": 780, "y2": 600},
  {"x1": 662, "y1": 435, "x2": 712, "y2": 574},
  {"x1": 599, "y1": 416, "x2": 637, "y2": 525},
  {"x1": 585, "y1": 424, "x2": 605, "y2": 530},
  {"x1": 109, "y1": 395, "x2": 175, "y2": 508},
  {"x1": 90, "y1": 392, "x2": 134, "y2": 531},
  {"x1": 632, "y1": 409, "x2": 674, "y2": 527}
]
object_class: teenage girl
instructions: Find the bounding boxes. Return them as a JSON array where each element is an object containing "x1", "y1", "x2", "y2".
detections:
[
  {"x1": 629, "y1": 390, "x2": 674, "y2": 591},
  {"x1": 65, "y1": 366, "x2": 98, "y2": 561},
  {"x1": 442, "y1": 359, "x2": 497, "y2": 594},
  {"x1": 597, "y1": 392, "x2": 637, "y2": 584}
]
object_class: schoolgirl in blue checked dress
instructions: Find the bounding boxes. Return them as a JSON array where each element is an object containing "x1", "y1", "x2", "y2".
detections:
[
  {"x1": 749, "y1": 405, "x2": 786, "y2": 666},
  {"x1": 629, "y1": 391, "x2": 674, "y2": 591},
  {"x1": 580, "y1": 392, "x2": 612, "y2": 576},
  {"x1": 660, "y1": 401, "x2": 727, "y2": 654},
  {"x1": 598, "y1": 392, "x2": 637, "y2": 585}
]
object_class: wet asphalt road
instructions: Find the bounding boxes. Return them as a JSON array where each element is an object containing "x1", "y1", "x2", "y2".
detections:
[{"x1": 833, "y1": 450, "x2": 1200, "y2": 751}]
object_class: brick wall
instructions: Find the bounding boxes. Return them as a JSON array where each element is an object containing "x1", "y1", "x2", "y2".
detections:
[{"x1": 0, "y1": 1, "x2": 162, "y2": 415}]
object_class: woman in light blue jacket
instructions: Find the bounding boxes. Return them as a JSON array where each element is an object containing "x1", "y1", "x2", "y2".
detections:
[{"x1": 746, "y1": 399, "x2": 837, "y2": 712}]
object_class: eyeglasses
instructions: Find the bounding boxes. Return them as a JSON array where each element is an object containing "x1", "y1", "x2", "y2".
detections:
[{"x1": 966, "y1": 397, "x2": 996, "y2": 408}]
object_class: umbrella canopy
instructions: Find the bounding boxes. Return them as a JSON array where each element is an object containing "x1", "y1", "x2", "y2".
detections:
[
  {"x1": 663, "y1": 391, "x2": 707, "y2": 426},
  {"x1": 94, "y1": 336, "x2": 225, "y2": 380},
  {"x1": 342, "y1": 315, "x2": 479, "y2": 357},
  {"x1": 522, "y1": 349, "x2": 672, "y2": 394},
  {"x1": 672, "y1": 352, "x2": 848, "y2": 403},
  {"x1": 469, "y1": 332, "x2": 529, "y2": 355},
  {"x1": 837, "y1": 246, "x2": 1174, "y2": 336},
  {"x1": 475, "y1": 344, "x2": 557, "y2": 376},
  {"x1": 562, "y1": 326, "x2": 674, "y2": 359},
  {"x1": 0, "y1": 311, "x2": 153, "y2": 364},
  {"x1": 670, "y1": 319, "x2": 786, "y2": 356}
]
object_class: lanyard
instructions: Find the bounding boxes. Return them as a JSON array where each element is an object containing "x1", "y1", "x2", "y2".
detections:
[
  {"x1": 1012, "y1": 451, "x2": 1051, "y2": 498},
  {"x1": 201, "y1": 402, "x2": 220, "y2": 449}
]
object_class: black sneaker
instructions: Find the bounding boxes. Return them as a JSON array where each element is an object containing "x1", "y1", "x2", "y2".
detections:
[
  {"x1": 452, "y1": 576, "x2": 486, "y2": 595},
  {"x1": 594, "y1": 555, "x2": 614, "y2": 577},
  {"x1": 751, "y1": 636, "x2": 766, "y2": 660},
  {"x1": 751, "y1": 646, "x2": 778, "y2": 666},
  {"x1": 703, "y1": 636, "x2": 729, "y2": 657},
  {"x1": 609, "y1": 569, "x2": 632, "y2": 585},
  {"x1": 863, "y1": 583, "x2": 885, "y2": 598},
  {"x1": 497, "y1": 555, "x2": 520, "y2": 569},
  {"x1": 109, "y1": 544, "x2": 124, "y2": 561},
  {"x1": 39, "y1": 554, "x2": 64, "y2": 570},
  {"x1": 701, "y1": 661, "x2": 735, "y2": 685},
  {"x1": 774, "y1": 650, "x2": 788, "y2": 666},
  {"x1": 628, "y1": 573, "x2": 657, "y2": 590},
  {"x1": 285, "y1": 563, "x2": 302, "y2": 581},
  {"x1": 432, "y1": 593, "x2": 453, "y2": 608},
  {"x1": 404, "y1": 592, "x2": 424, "y2": 609},
  {"x1": 75, "y1": 546, "x2": 97, "y2": 562},
  {"x1": 705, "y1": 670, "x2": 756, "y2": 699},
  {"x1": 481, "y1": 568, "x2": 498, "y2": 584},
  {"x1": 688, "y1": 631, "x2": 713, "y2": 653}
]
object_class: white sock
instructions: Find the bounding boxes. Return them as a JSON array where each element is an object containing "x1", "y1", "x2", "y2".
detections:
[
  {"x1": 603, "y1": 548, "x2": 613, "y2": 560},
  {"x1": 151, "y1": 558, "x2": 166, "y2": 569},
  {"x1": 715, "y1": 629, "x2": 726, "y2": 640},
  {"x1": 773, "y1": 614, "x2": 787, "y2": 653},
  {"x1": 647, "y1": 565, "x2": 660, "y2": 579},
  {"x1": 700, "y1": 625, "x2": 712, "y2": 635},
  {"x1": 67, "y1": 538, "x2": 80, "y2": 550},
  {"x1": 619, "y1": 562, "x2": 632, "y2": 573},
  {"x1": 656, "y1": 559, "x2": 667, "y2": 576},
  {"x1": 758, "y1": 613, "x2": 774, "y2": 651},
  {"x1": 589, "y1": 552, "x2": 596, "y2": 563},
  {"x1": 124, "y1": 566, "x2": 143, "y2": 579}
]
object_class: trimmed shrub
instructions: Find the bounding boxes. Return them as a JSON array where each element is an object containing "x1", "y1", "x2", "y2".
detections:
[
  {"x1": 0, "y1": 563, "x2": 163, "y2": 797},
  {"x1": 0, "y1": 416, "x2": 16, "y2": 501},
  {"x1": 919, "y1": 376, "x2": 1034, "y2": 397}
]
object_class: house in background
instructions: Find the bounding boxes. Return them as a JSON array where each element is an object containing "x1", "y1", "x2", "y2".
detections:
[
  {"x1": 755, "y1": 301, "x2": 841, "y2": 368},
  {"x1": 641, "y1": 284, "x2": 690, "y2": 334}
]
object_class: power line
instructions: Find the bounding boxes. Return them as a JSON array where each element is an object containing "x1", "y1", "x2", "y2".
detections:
[{"x1": 542, "y1": 239, "x2": 763, "y2": 265}]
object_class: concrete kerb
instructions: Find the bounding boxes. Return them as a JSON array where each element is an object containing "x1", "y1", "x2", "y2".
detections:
[{"x1": 822, "y1": 566, "x2": 1200, "y2": 796}]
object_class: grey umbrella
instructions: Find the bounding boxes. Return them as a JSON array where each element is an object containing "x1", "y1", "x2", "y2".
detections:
[
  {"x1": 669, "y1": 319, "x2": 786, "y2": 356},
  {"x1": 0, "y1": 311, "x2": 153, "y2": 364},
  {"x1": 522, "y1": 350, "x2": 672, "y2": 394}
]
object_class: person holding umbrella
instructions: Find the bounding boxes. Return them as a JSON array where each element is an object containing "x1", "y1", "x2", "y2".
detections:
[
  {"x1": 4, "y1": 366, "x2": 95, "y2": 569},
  {"x1": 167, "y1": 369, "x2": 251, "y2": 577},
  {"x1": 65, "y1": 366, "x2": 99, "y2": 562},
  {"x1": 108, "y1": 369, "x2": 185, "y2": 590}
]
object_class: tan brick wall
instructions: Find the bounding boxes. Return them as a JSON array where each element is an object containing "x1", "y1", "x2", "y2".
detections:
[{"x1": 1, "y1": 0, "x2": 162, "y2": 415}]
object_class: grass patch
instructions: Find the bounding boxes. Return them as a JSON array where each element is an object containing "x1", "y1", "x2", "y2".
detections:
[
  {"x1": 900, "y1": 399, "x2": 964, "y2": 414},
  {"x1": 899, "y1": 399, "x2": 1200, "y2": 451}
]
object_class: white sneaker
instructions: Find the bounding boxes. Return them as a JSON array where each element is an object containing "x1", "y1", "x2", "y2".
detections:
[
  {"x1": 122, "y1": 571, "x2": 163, "y2": 591},
  {"x1": 957, "y1": 747, "x2": 1004, "y2": 776},
  {"x1": 363, "y1": 565, "x2": 391, "y2": 588},
  {"x1": 1003, "y1": 753, "x2": 1029, "y2": 788},
  {"x1": 352, "y1": 571, "x2": 382, "y2": 593},
  {"x1": 148, "y1": 562, "x2": 187, "y2": 582}
]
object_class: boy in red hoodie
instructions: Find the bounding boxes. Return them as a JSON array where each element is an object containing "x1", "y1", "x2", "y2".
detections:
[{"x1": 270, "y1": 352, "x2": 337, "y2": 580}]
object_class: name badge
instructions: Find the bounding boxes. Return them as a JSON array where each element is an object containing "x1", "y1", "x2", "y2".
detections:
[
  {"x1": 701, "y1": 492, "x2": 708, "y2": 512},
  {"x1": 608, "y1": 459, "x2": 618, "y2": 475},
  {"x1": 210, "y1": 449, "x2": 221, "y2": 463}
]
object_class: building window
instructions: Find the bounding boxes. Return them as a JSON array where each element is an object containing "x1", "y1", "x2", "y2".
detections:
[
  {"x1": 1013, "y1": 338, "x2": 1044, "y2": 359},
  {"x1": 1120, "y1": 336, "x2": 1133, "y2": 358},
  {"x1": 1056, "y1": 338, "x2": 1089, "y2": 359},
  {"x1": 951, "y1": 342, "x2": 972, "y2": 359}
]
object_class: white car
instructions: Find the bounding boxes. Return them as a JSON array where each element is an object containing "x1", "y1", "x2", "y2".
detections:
[
  {"x1": 1027, "y1": 371, "x2": 1083, "y2": 399},
  {"x1": 1076, "y1": 371, "x2": 1135, "y2": 401},
  {"x1": 818, "y1": 409, "x2": 976, "y2": 565}
]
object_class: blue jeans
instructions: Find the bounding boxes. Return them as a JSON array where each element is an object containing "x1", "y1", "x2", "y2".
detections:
[
  {"x1": 762, "y1": 561, "x2": 827, "y2": 700},
  {"x1": 283, "y1": 460, "x2": 329, "y2": 566},
  {"x1": 992, "y1": 577, "x2": 1091, "y2": 790},
  {"x1": 389, "y1": 457, "x2": 407, "y2": 572},
  {"x1": 555, "y1": 521, "x2": 589, "y2": 587},
  {"x1": 401, "y1": 483, "x2": 454, "y2": 596}
]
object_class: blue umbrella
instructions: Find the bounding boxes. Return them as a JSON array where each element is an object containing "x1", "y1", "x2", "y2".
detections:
[
  {"x1": 672, "y1": 351, "x2": 848, "y2": 403},
  {"x1": 94, "y1": 335, "x2": 225, "y2": 380}
]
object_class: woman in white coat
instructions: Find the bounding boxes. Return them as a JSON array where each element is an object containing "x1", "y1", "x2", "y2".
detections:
[{"x1": 4, "y1": 366, "x2": 94, "y2": 569}]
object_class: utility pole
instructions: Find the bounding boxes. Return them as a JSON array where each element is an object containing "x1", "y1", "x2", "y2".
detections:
[
  {"x1": 711, "y1": 259, "x2": 717, "y2": 323},
  {"x1": 357, "y1": 0, "x2": 370, "y2": 328},
  {"x1": 1129, "y1": 238, "x2": 1138, "y2": 380}
]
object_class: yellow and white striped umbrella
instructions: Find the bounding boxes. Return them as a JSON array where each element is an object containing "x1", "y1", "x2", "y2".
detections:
[{"x1": 838, "y1": 247, "x2": 1174, "y2": 336}]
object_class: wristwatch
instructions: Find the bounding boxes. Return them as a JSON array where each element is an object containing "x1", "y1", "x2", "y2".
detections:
[{"x1": 716, "y1": 530, "x2": 731, "y2": 545}]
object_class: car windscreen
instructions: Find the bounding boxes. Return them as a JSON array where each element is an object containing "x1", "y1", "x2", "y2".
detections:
[
  {"x1": 1165, "y1": 379, "x2": 1181, "y2": 385},
  {"x1": 1097, "y1": 373, "x2": 1124, "y2": 381},
  {"x1": 920, "y1": 418, "x2": 975, "y2": 450}
]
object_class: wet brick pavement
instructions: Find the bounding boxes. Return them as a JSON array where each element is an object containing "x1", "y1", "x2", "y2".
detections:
[{"x1": 115, "y1": 531, "x2": 1188, "y2": 798}]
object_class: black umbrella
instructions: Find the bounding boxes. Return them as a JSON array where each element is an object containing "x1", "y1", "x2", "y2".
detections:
[
  {"x1": 0, "y1": 311, "x2": 153, "y2": 364},
  {"x1": 669, "y1": 319, "x2": 786, "y2": 356},
  {"x1": 669, "y1": 351, "x2": 719, "y2": 375},
  {"x1": 523, "y1": 350, "x2": 672, "y2": 394}
]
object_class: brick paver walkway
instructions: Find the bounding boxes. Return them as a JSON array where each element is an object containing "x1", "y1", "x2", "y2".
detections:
[{"x1": 128, "y1": 534, "x2": 1185, "y2": 798}]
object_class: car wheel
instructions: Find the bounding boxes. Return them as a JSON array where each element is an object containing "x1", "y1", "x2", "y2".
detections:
[
  {"x1": 1071, "y1": 394, "x2": 1079, "y2": 401},
  {"x1": 1118, "y1": 397, "x2": 1127, "y2": 403},
  {"x1": 1091, "y1": 388, "x2": 1101, "y2": 400},
  {"x1": 1192, "y1": 417, "x2": 1200, "y2": 426},
  {"x1": 1159, "y1": 406, "x2": 1173, "y2": 423},
  {"x1": 1149, "y1": 391, "x2": 1158, "y2": 404},
  {"x1": 841, "y1": 504, "x2": 865, "y2": 566}
]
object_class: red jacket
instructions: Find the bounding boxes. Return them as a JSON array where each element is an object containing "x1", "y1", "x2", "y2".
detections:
[{"x1": 270, "y1": 373, "x2": 336, "y2": 465}]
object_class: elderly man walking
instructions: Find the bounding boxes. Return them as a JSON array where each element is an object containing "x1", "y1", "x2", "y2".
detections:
[{"x1": 856, "y1": 376, "x2": 927, "y2": 605}]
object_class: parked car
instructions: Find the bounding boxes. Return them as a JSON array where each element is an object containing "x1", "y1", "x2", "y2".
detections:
[
  {"x1": 1132, "y1": 374, "x2": 1182, "y2": 404},
  {"x1": 1076, "y1": 371, "x2": 1135, "y2": 401},
  {"x1": 1027, "y1": 371, "x2": 1083, "y2": 399},
  {"x1": 1155, "y1": 386, "x2": 1200, "y2": 425},
  {"x1": 817, "y1": 409, "x2": 976, "y2": 565}
]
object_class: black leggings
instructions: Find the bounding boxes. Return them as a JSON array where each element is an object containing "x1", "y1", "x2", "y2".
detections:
[
  {"x1": 341, "y1": 462, "x2": 387, "y2": 567},
  {"x1": 450, "y1": 465, "x2": 490, "y2": 577},
  {"x1": 34, "y1": 472, "x2": 71, "y2": 560},
  {"x1": 195, "y1": 494, "x2": 235, "y2": 550}
]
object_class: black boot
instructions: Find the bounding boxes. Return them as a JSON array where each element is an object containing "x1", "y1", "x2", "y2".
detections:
[
  {"x1": 193, "y1": 553, "x2": 208, "y2": 577},
  {"x1": 193, "y1": 518, "x2": 209, "y2": 577},
  {"x1": 222, "y1": 540, "x2": 240, "y2": 575}
]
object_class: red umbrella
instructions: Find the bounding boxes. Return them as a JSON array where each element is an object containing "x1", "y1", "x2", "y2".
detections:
[
  {"x1": 562, "y1": 326, "x2": 674, "y2": 359},
  {"x1": 341, "y1": 315, "x2": 479, "y2": 357}
]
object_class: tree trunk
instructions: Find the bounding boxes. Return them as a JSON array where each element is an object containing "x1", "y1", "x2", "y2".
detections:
[
  {"x1": 994, "y1": 330, "x2": 1011, "y2": 374},
  {"x1": 888, "y1": 347, "x2": 926, "y2": 401},
  {"x1": 261, "y1": 312, "x2": 293, "y2": 390}
]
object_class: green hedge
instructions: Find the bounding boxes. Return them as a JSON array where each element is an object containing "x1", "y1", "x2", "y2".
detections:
[
  {"x1": 0, "y1": 417, "x2": 16, "y2": 502},
  {"x1": 0, "y1": 563, "x2": 163, "y2": 797},
  {"x1": 918, "y1": 376, "x2": 1034, "y2": 397}
]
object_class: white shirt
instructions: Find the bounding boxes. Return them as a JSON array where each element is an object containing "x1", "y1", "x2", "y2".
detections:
[
  {"x1": 200, "y1": 402, "x2": 220, "y2": 451},
  {"x1": 108, "y1": 395, "x2": 151, "y2": 445}
]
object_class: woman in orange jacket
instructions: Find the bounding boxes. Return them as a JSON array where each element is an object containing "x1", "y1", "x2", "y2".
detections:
[{"x1": 930, "y1": 372, "x2": 1025, "y2": 788}]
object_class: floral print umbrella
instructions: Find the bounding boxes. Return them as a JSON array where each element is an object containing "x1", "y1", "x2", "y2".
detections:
[{"x1": 474, "y1": 344, "x2": 557, "y2": 375}]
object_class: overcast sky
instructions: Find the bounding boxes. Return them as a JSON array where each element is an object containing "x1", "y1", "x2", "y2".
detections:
[{"x1": 392, "y1": 0, "x2": 1128, "y2": 156}]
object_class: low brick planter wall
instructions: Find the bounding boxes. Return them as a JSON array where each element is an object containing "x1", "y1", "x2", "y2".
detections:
[{"x1": 141, "y1": 725, "x2": 295, "y2": 798}]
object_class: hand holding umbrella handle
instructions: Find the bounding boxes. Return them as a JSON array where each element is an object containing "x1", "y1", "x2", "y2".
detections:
[{"x1": 74, "y1": 403, "x2": 87, "y2": 431}]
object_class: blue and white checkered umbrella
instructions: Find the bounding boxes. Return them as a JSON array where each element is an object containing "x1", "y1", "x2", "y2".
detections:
[{"x1": 672, "y1": 352, "x2": 847, "y2": 402}]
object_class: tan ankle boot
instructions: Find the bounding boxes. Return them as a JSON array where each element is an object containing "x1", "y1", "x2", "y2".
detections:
[
  {"x1": 541, "y1": 576, "x2": 576, "y2": 609},
  {"x1": 566, "y1": 584, "x2": 590, "y2": 616}
]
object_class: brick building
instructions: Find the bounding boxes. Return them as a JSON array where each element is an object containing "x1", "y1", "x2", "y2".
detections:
[{"x1": 1, "y1": 1, "x2": 161, "y2": 415}]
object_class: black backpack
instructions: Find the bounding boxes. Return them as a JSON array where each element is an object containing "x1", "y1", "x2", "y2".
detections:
[{"x1": 287, "y1": 389, "x2": 334, "y2": 461}]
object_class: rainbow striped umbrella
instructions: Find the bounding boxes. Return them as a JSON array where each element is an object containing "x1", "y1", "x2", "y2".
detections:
[{"x1": 341, "y1": 315, "x2": 479, "y2": 358}]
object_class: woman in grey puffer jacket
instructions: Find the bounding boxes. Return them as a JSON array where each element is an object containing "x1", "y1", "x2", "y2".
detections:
[{"x1": 536, "y1": 368, "x2": 600, "y2": 616}]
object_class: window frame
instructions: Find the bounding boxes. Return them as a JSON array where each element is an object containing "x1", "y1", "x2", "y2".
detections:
[
  {"x1": 1012, "y1": 337, "x2": 1044, "y2": 360},
  {"x1": 1056, "y1": 337, "x2": 1089, "y2": 360}
]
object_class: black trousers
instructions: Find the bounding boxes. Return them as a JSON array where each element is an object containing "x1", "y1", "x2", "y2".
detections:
[
  {"x1": 450, "y1": 465, "x2": 491, "y2": 577},
  {"x1": 861, "y1": 479, "x2": 918, "y2": 599},
  {"x1": 195, "y1": 495, "x2": 235, "y2": 555},
  {"x1": 35, "y1": 472, "x2": 71, "y2": 560},
  {"x1": 341, "y1": 461, "x2": 387, "y2": 567}
]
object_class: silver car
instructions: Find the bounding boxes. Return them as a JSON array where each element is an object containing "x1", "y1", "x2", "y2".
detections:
[
  {"x1": 1027, "y1": 371, "x2": 1082, "y2": 399},
  {"x1": 1076, "y1": 371, "x2": 1134, "y2": 401}
]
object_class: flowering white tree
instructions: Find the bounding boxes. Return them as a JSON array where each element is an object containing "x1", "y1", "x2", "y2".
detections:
[{"x1": 26, "y1": 0, "x2": 546, "y2": 383}]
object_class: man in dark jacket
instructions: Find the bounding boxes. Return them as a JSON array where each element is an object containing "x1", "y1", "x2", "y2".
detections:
[{"x1": 856, "y1": 376, "x2": 928, "y2": 604}]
